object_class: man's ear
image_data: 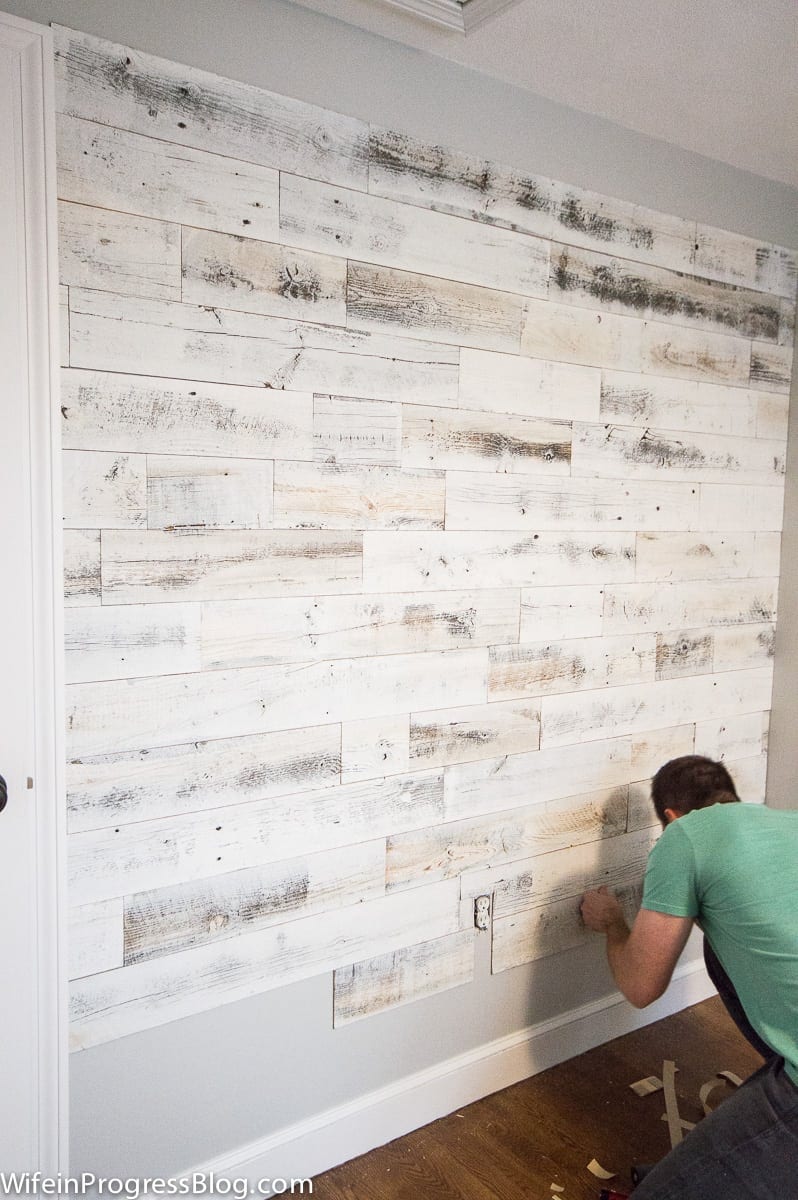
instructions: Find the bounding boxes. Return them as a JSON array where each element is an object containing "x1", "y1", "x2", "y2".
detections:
[{"x1": 663, "y1": 807, "x2": 683, "y2": 824}]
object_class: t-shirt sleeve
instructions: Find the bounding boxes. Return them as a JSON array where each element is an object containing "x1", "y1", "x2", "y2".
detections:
[{"x1": 641, "y1": 823, "x2": 700, "y2": 918}]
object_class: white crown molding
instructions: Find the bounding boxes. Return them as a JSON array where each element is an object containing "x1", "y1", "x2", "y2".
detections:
[{"x1": 363, "y1": 0, "x2": 526, "y2": 33}]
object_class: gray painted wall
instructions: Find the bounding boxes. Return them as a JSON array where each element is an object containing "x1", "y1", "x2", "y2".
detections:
[{"x1": 4, "y1": 0, "x2": 796, "y2": 1176}]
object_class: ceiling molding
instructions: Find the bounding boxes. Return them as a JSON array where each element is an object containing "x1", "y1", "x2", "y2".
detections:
[{"x1": 365, "y1": 0, "x2": 525, "y2": 33}]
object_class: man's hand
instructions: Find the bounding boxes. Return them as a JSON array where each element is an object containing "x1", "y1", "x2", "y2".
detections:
[{"x1": 580, "y1": 885, "x2": 626, "y2": 933}]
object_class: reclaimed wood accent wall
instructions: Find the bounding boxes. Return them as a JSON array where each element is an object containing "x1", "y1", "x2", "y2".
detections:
[{"x1": 56, "y1": 25, "x2": 795, "y2": 1049}]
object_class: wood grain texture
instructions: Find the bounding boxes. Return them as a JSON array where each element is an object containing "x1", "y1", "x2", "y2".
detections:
[
  {"x1": 61, "y1": 368, "x2": 315, "y2": 461},
  {"x1": 69, "y1": 899, "x2": 124, "y2": 980},
  {"x1": 635, "y1": 532, "x2": 763, "y2": 582},
  {"x1": 445, "y1": 471, "x2": 698, "y2": 532},
  {"x1": 341, "y1": 714, "x2": 410, "y2": 784},
  {"x1": 69, "y1": 769, "x2": 443, "y2": 904},
  {"x1": 599, "y1": 370, "x2": 758, "y2": 438},
  {"x1": 603, "y1": 578, "x2": 778, "y2": 633},
  {"x1": 403, "y1": 405, "x2": 570, "y2": 476},
  {"x1": 62, "y1": 450, "x2": 147, "y2": 529},
  {"x1": 66, "y1": 649, "x2": 488, "y2": 758},
  {"x1": 630, "y1": 725, "x2": 696, "y2": 782},
  {"x1": 693, "y1": 224, "x2": 797, "y2": 299},
  {"x1": 100, "y1": 528, "x2": 362, "y2": 602},
  {"x1": 146, "y1": 455, "x2": 274, "y2": 530},
  {"x1": 63, "y1": 529, "x2": 101, "y2": 607},
  {"x1": 66, "y1": 722, "x2": 341, "y2": 832},
  {"x1": 550, "y1": 242, "x2": 780, "y2": 341},
  {"x1": 726, "y1": 753, "x2": 768, "y2": 804},
  {"x1": 280, "y1": 170, "x2": 549, "y2": 298},
  {"x1": 333, "y1": 930, "x2": 474, "y2": 1026},
  {"x1": 458, "y1": 348, "x2": 600, "y2": 422},
  {"x1": 69, "y1": 288, "x2": 460, "y2": 406},
  {"x1": 488, "y1": 633, "x2": 656, "y2": 700},
  {"x1": 197, "y1": 589, "x2": 519, "y2": 670},
  {"x1": 409, "y1": 699, "x2": 541, "y2": 770},
  {"x1": 346, "y1": 260, "x2": 522, "y2": 353},
  {"x1": 64, "y1": 602, "x2": 202, "y2": 684},
  {"x1": 749, "y1": 340, "x2": 793, "y2": 393},
  {"x1": 755, "y1": 391, "x2": 790, "y2": 441},
  {"x1": 519, "y1": 585, "x2": 605, "y2": 642},
  {"x1": 69, "y1": 880, "x2": 460, "y2": 1049},
  {"x1": 56, "y1": 112, "x2": 280, "y2": 241},
  {"x1": 273, "y1": 459, "x2": 445, "y2": 529},
  {"x1": 362, "y1": 530, "x2": 635, "y2": 592},
  {"x1": 313, "y1": 394, "x2": 401, "y2": 465},
  {"x1": 694, "y1": 711, "x2": 768, "y2": 764},
  {"x1": 58, "y1": 200, "x2": 181, "y2": 301},
  {"x1": 182, "y1": 227, "x2": 347, "y2": 324},
  {"x1": 124, "y1": 840, "x2": 387, "y2": 964},
  {"x1": 54, "y1": 26, "x2": 369, "y2": 190}
]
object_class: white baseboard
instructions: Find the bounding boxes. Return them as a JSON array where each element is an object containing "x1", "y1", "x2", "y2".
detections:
[{"x1": 182, "y1": 961, "x2": 714, "y2": 1194}]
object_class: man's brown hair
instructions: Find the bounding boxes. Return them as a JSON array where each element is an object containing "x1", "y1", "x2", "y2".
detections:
[{"x1": 651, "y1": 754, "x2": 740, "y2": 824}]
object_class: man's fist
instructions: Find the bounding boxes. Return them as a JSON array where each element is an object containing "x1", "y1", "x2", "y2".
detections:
[{"x1": 580, "y1": 885, "x2": 626, "y2": 933}]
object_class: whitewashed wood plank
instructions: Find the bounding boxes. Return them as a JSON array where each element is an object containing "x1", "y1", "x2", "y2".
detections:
[
  {"x1": 198, "y1": 589, "x2": 519, "y2": 670},
  {"x1": 124, "y1": 840, "x2": 386, "y2": 964},
  {"x1": 539, "y1": 666, "x2": 774, "y2": 749},
  {"x1": 551, "y1": 242, "x2": 780, "y2": 341},
  {"x1": 755, "y1": 392, "x2": 790, "y2": 441},
  {"x1": 635, "y1": 532, "x2": 759, "y2": 582},
  {"x1": 69, "y1": 880, "x2": 460, "y2": 1049},
  {"x1": 755, "y1": 531, "x2": 781, "y2": 578},
  {"x1": 61, "y1": 369, "x2": 315, "y2": 461},
  {"x1": 273, "y1": 460, "x2": 445, "y2": 529},
  {"x1": 387, "y1": 785, "x2": 628, "y2": 889},
  {"x1": 600, "y1": 370, "x2": 757, "y2": 438},
  {"x1": 713, "y1": 623, "x2": 775, "y2": 673},
  {"x1": 750, "y1": 341, "x2": 794, "y2": 394},
  {"x1": 58, "y1": 200, "x2": 180, "y2": 302},
  {"x1": 69, "y1": 289, "x2": 460, "y2": 406},
  {"x1": 520, "y1": 585, "x2": 605, "y2": 642},
  {"x1": 182, "y1": 227, "x2": 347, "y2": 324},
  {"x1": 280, "y1": 171, "x2": 549, "y2": 298},
  {"x1": 572, "y1": 423, "x2": 785, "y2": 487},
  {"x1": 521, "y1": 297, "x2": 643, "y2": 372},
  {"x1": 69, "y1": 899, "x2": 124, "y2": 980},
  {"x1": 492, "y1": 880, "x2": 641, "y2": 973},
  {"x1": 698, "y1": 484, "x2": 785, "y2": 532},
  {"x1": 67, "y1": 722, "x2": 341, "y2": 833},
  {"x1": 54, "y1": 26, "x2": 369, "y2": 190},
  {"x1": 443, "y1": 735, "x2": 632, "y2": 823},
  {"x1": 341, "y1": 715, "x2": 410, "y2": 784},
  {"x1": 409, "y1": 699, "x2": 540, "y2": 770},
  {"x1": 445, "y1": 471, "x2": 699, "y2": 532},
  {"x1": 333, "y1": 930, "x2": 474, "y2": 1026},
  {"x1": 458, "y1": 349, "x2": 600, "y2": 422},
  {"x1": 488, "y1": 633, "x2": 656, "y2": 700},
  {"x1": 69, "y1": 770, "x2": 443, "y2": 904},
  {"x1": 403, "y1": 405, "x2": 570, "y2": 476},
  {"x1": 362, "y1": 531, "x2": 636, "y2": 593},
  {"x1": 727, "y1": 754, "x2": 768, "y2": 804},
  {"x1": 694, "y1": 712, "x2": 768, "y2": 763},
  {"x1": 64, "y1": 602, "x2": 202, "y2": 684},
  {"x1": 488, "y1": 827, "x2": 659, "y2": 919},
  {"x1": 63, "y1": 450, "x2": 147, "y2": 529},
  {"x1": 630, "y1": 725, "x2": 695, "y2": 782},
  {"x1": 368, "y1": 128, "x2": 695, "y2": 274},
  {"x1": 147, "y1": 455, "x2": 274, "y2": 530},
  {"x1": 59, "y1": 284, "x2": 69, "y2": 365},
  {"x1": 655, "y1": 630, "x2": 713, "y2": 680},
  {"x1": 346, "y1": 261, "x2": 522, "y2": 354},
  {"x1": 603, "y1": 579, "x2": 778, "y2": 633},
  {"x1": 779, "y1": 297, "x2": 795, "y2": 347},
  {"x1": 314, "y1": 394, "x2": 401, "y2": 466},
  {"x1": 640, "y1": 323, "x2": 751, "y2": 386},
  {"x1": 66, "y1": 649, "x2": 488, "y2": 759},
  {"x1": 101, "y1": 528, "x2": 362, "y2": 603},
  {"x1": 692, "y1": 225, "x2": 797, "y2": 300},
  {"x1": 202, "y1": 591, "x2": 517, "y2": 667},
  {"x1": 56, "y1": 112, "x2": 280, "y2": 241},
  {"x1": 64, "y1": 529, "x2": 101, "y2": 607}
]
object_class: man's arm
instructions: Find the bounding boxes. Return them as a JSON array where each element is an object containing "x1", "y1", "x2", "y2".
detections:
[{"x1": 580, "y1": 886, "x2": 694, "y2": 1008}]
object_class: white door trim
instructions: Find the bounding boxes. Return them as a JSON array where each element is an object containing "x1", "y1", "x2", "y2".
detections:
[{"x1": 1, "y1": 8, "x2": 68, "y2": 1171}]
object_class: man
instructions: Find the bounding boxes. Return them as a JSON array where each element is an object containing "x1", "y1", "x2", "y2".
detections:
[{"x1": 580, "y1": 754, "x2": 798, "y2": 1198}]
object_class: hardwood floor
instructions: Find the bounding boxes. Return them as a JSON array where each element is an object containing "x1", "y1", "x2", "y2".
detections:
[{"x1": 311, "y1": 997, "x2": 763, "y2": 1199}]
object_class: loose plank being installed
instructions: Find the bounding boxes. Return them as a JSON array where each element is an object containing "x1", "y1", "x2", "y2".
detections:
[
  {"x1": 58, "y1": 201, "x2": 181, "y2": 302},
  {"x1": 69, "y1": 289, "x2": 460, "y2": 406},
  {"x1": 273, "y1": 460, "x2": 445, "y2": 529},
  {"x1": 550, "y1": 243, "x2": 780, "y2": 341},
  {"x1": 56, "y1": 112, "x2": 280, "y2": 242},
  {"x1": 67, "y1": 722, "x2": 341, "y2": 833},
  {"x1": 101, "y1": 528, "x2": 362, "y2": 603},
  {"x1": 60, "y1": 369, "x2": 315, "y2": 461},
  {"x1": 69, "y1": 880, "x2": 460, "y2": 1049},
  {"x1": 54, "y1": 26, "x2": 369, "y2": 189},
  {"x1": 402, "y1": 405, "x2": 571, "y2": 476},
  {"x1": 333, "y1": 930, "x2": 475, "y2": 1026}
]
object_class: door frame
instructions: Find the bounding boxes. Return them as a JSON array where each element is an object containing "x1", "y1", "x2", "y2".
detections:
[{"x1": 2, "y1": 8, "x2": 69, "y2": 1171}]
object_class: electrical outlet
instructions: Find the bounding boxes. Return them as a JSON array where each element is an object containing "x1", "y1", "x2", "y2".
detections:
[{"x1": 474, "y1": 894, "x2": 491, "y2": 931}]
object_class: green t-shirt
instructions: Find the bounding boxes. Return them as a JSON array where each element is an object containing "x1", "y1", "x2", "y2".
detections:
[{"x1": 642, "y1": 803, "x2": 798, "y2": 1084}]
